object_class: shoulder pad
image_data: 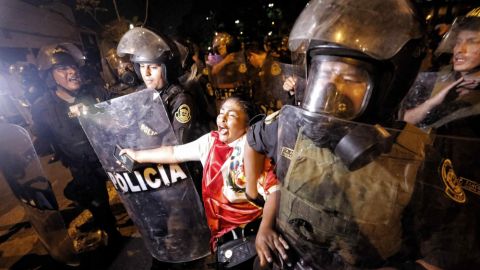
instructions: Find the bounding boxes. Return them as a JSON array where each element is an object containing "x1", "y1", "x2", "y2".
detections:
[{"x1": 395, "y1": 122, "x2": 431, "y2": 156}]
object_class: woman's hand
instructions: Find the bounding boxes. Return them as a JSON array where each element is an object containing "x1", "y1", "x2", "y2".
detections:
[
  {"x1": 116, "y1": 148, "x2": 138, "y2": 167},
  {"x1": 255, "y1": 226, "x2": 289, "y2": 267}
]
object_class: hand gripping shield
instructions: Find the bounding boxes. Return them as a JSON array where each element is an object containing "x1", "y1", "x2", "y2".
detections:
[
  {"x1": 77, "y1": 90, "x2": 210, "y2": 262},
  {"x1": 0, "y1": 124, "x2": 79, "y2": 266},
  {"x1": 259, "y1": 61, "x2": 305, "y2": 112},
  {"x1": 274, "y1": 105, "x2": 480, "y2": 269}
]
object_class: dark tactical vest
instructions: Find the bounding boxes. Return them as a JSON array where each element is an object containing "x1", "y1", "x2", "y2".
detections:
[{"x1": 276, "y1": 107, "x2": 429, "y2": 268}]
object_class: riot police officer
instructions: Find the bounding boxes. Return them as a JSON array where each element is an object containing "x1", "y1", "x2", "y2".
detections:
[
  {"x1": 9, "y1": 62, "x2": 45, "y2": 106},
  {"x1": 243, "y1": 0, "x2": 438, "y2": 269},
  {"x1": 105, "y1": 48, "x2": 139, "y2": 95},
  {"x1": 117, "y1": 27, "x2": 198, "y2": 145},
  {"x1": 207, "y1": 32, "x2": 250, "y2": 110},
  {"x1": 117, "y1": 27, "x2": 203, "y2": 270},
  {"x1": 401, "y1": 8, "x2": 480, "y2": 269},
  {"x1": 31, "y1": 43, "x2": 122, "y2": 247}
]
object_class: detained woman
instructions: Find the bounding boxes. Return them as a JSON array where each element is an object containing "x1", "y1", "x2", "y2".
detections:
[{"x1": 118, "y1": 96, "x2": 282, "y2": 269}]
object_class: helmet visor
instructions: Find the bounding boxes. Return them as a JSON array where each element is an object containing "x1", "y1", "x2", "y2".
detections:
[
  {"x1": 302, "y1": 58, "x2": 371, "y2": 119},
  {"x1": 288, "y1": 0, "x2": 423, "y2": 60},
  {"x1": 107, "y1": 49, "x2": 131, "y2": 69},
  {"x1": 435, "y1": 16, "x2": 480, "y2": 56},
  {"x1": 36, "y1": 43, "x2": 85, "y2": 72},
  {"x1": 117, "y1": 28, "x2": 170, "y2": 61}
]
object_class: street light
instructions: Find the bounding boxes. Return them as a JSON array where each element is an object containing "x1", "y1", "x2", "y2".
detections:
[
  {"x1": 268, "y1": 3, "x2": 274, "y2": 7},
  {"x1": 235, "y1": 20, "x2": 240, "y2": 24}
]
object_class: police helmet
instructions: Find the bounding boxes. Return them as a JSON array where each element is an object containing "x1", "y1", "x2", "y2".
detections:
[
  {"x1": 212, "y1": 32, "x2": 241, "y2": 55},
  {"x1": 36, "y1": 43, "x2": 85, "y2": 88},
  {"x1": 435, "y1": 7, "x2": 480, "y2": 57},
  {"x1": 117, "y1": 27, "x2": 181, "y2": 85},
  {"x1": 290, "y1": 0, "x2": 427, "y2": 123}
]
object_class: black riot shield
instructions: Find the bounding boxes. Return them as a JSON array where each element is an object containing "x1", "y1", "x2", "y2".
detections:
[
  {"x1": 77, "y1": 90, "x2": 210, "y2": 262},
  {"x1": 205, "y1": 53, "x2": 250, "y2": 101},
  {"x1": 274, "y1": 105, "x2": 480, "y2": 269},
  {"x1": 258, "y1": 61, "x2": 303, "y2": 113},
  {"x1": 0, "y1": 124, "x2": 79, "y2": 266}
]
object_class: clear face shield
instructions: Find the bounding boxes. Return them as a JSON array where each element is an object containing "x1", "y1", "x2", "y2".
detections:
[
  {"x1": 117, "y1": 27, "x2": 171, "y2": 62},
  {"x1": 107, "y1": 49, "x2": 132, "y2": 70},
  {"x1": 302, "y1": 56, "x2": 371, "y2": 120}
]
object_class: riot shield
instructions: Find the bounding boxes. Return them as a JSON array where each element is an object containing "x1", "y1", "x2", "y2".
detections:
[
  {"x1": 0, "y1": 124, "x2": 79, "y2": 266},
  {"x1": 400, "y1": 71, "x2": 480, "y2": 131},
  {"x1": 259, "y1": 61, "x2": 304, "y2": 113},
  {"x1": 77, "y1": 90, "x2": 211, "y2": 262},
  {"x1": 205, "y1": 52, "x2": 250, "y2": 100},
  {"x1": 274, "y1": 105, "x2": 480, "y2": 269}
]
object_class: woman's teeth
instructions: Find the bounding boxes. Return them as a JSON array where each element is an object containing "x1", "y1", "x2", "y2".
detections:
[{"x1": 219, "y1": 126, "x2": 228, "y2": 135}]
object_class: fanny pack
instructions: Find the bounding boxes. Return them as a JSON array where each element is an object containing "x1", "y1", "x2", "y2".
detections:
[
  {"x1": 217, "y1": 235, "x2": 257, "y2": 268},
  {"x1": 209, "y1": 219, "x2": 262, "y2": 269}
]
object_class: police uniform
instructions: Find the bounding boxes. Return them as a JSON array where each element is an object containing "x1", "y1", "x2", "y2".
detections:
[
  {"x1": 108, "y1": 82, "x2": 136, "y2": 96},
  {"x1": 31, "y1": 84, "x2": 119, "y2": 234},
  {"x1": 247, "y1": 106, "x2": 446, "y2": 269},
  {"x1": 416, "y1": 121, "x2": 480, "y2": 270},
  {"x1": 136, "y1": 83, "x2": 197, "y2": 144}
]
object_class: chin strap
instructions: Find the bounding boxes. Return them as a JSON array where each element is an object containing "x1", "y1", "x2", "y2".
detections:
[{"x1": 55, "y1": 81, "x2": 78, "y2": 98}]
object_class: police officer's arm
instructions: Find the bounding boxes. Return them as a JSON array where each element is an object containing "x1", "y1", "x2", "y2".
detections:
[
  {"x1": 95, "y1": 85, "x2": 120, "y2": 101},
  {"x1": 404, "y1": 77, "x2": 472, "y2": 125},
  {"x1": 211, "y1": 53, "x2": 235, "y2": 75},
  {"x1": 170, "y1": 92, "x2": 197, "y2": 144},
  {"x1": 245, "y1": 115, "x2": 278, "y2": 200},
  {"x1": 31, "y1": 100, "x2": 52, "y2": 140}
]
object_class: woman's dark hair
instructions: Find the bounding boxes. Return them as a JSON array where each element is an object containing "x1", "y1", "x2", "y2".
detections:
[{"x1": 221, "y1": 96, "x2": 258, "y2": 126}]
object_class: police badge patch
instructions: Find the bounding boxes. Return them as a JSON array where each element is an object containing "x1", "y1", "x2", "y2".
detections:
[
  {"x1": 281, "y1": 147, "x2": 293, "y2": 159},
  {"x1": 239, "y1": 64, "x2": 247, "y2": 73},
  {"x1": 175, "y1": 104, "x2": 191, "y2": 123},
  {"x1": 441, "y1": 159, "x2": 466, "y2": 203},
  {"x1": 271, "y1": 62, "x2": 282, "y2": 76}
]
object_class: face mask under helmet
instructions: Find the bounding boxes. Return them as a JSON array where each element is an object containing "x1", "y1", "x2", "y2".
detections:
[
  {"x1": 106, "y1": 48, "x2": 139, "y2": 87},
  {"x1": 117, "y1": 27, "x2": 181, "y2": 86},
  {"x1": 288, "y1": 0, "x2": 427, "y2": 171},
  {"x1": 36, "y1": 43, "x2": 85, "y2": 89}
]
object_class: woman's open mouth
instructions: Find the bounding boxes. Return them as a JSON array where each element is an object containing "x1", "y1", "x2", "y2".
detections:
[{"x1": 219, "y1": 125, "x2": 228, "y2": 135}]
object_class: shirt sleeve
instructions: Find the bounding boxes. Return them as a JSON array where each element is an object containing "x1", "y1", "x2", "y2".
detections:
[
  {"x1": 247, "y1": 110, "x2": 280, "y2": 162},
  {"x1": 31, "y1": 99, "x2": 52, "y2": 140},
  {"x1": 169, "y1": 92, "x2": 198, "y2": 144},
  {"x1": 173, "y1": 133, "x2": 213, "y2": 165}
]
